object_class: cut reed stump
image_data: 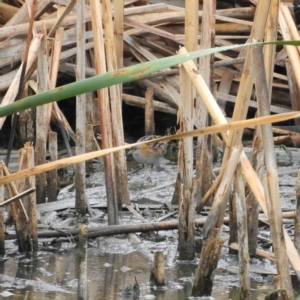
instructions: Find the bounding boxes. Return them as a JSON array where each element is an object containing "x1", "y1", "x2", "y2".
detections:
[
  {"x1": 75, "y1": 0, "x2": 87, "y2": 215},
  {"x1": 0, "y1": 143, "x2": 38, "y2": 252},
  {"x1": 176, "y1": 0, "x2": 198, "y2": 261},
  {"x1": 191, "y1": 228, "x2": 225, "y2": 296},
  {"x1": 47, "y1": 131, "x2": 59, "y2": 202},
  {"x1": 235, "y1": 165, "x2": 250, "y2": 299},
  {"x1": 192, "y1": 146, "x2": 242, "y2": 296},
  {"x1": 150, "y1": 251, "x2": 166, "y2": 287}
]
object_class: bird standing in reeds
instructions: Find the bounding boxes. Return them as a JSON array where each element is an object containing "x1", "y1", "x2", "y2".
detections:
[{"x1": 129, "y1": 135, "x2": 169, "y2": 168}]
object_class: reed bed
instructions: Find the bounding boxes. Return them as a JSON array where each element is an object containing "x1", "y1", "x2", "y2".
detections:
[{"x1": 0, "y1": 0, "x2": 300, "y2": 298}]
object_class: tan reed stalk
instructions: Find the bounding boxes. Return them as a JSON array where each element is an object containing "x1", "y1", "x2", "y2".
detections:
[
  {"x1": 178, "y1": 48, "x2": 300, "y2": 278},
  {"x1": 25, "y1": 143, "x2": 38, "y2": 251},
  {"x1": 35, "y1": 29, "x2": 48, "y2": 204},
  {"x1": 114, "y1": 0, "x2": 124, "y2": 70},
  {"x1": 223, "y1": 0, "x2": 272, "y2": 162},
  {"x1": 177, "y1": 0, "x2": 198, "y2": 261},
  {"x1": 193, "y1": 145, "x2": 242, "y2": 296},
  {"x1": 89, "y1": 0, "x2": 118, "y2": 225},
  {"x1": 0, "y1": 111, "x2": 299, "y2": 185},
  {"x1": 2, "y1": 160, "x2": 31, "y2": 252},
  {"x1": 75, "y1": 0, "x2": 87, "y2": 214},
  {"x1": 122, "y1": 93, "x2": 177, "y2": 115},
  {"x1": 280, "y1": 3, "x2": 300, "y2": 54},
  {"x1": 278, "y1": 8, "x2": 300, "y2": 90},
  {"x1": 254, "y1": 44, "x2": 293, "y2": 297},
  {"x1": 286, "y1": 60, "x2": 300, "y2": 125},
  {"x1": 102, "y1": 0, "x2": 131, "y2": 207},
  {"x1": 235, "y1": 164, "x2": 250, "y2": 299},
  {"x1": 246, "y1": 0, "x2": 279, "y2": 255},
  {"x1": 194, "y1": 0, "x2": 216, "y2": 219},
  {"x1": 0, "y1": 35, "x2": 42, "y2": 129},
  {"x1": 47, "y1": 132, "x2": 58, "y2": 202},
  {"x1": 145, "y1": 88, "x2": 155, "y2": 135}
]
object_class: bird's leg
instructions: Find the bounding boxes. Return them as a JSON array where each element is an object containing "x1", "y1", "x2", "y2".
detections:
[{"x1": 128, "y1": 164, "x2": 145, "y2": 175}]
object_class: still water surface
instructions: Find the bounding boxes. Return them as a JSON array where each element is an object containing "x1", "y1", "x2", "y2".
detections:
[{"x1": 0, "y1": 245, "x2": 299, "y2": 300}]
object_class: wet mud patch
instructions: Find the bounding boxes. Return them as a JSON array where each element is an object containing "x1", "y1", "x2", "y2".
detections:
[{"x1": 1, "y1": 146, "x2": 300, "y2": 299}]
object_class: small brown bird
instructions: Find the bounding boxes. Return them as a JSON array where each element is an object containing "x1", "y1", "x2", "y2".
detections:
[{"x1": 129, "y1": 135, "x2": 168, "y2": 168}]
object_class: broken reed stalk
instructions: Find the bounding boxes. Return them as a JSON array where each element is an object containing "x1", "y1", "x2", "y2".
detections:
[
  {"x1": 235, "y1": 165, "x2": 250, "y2": 299},
  {"x1": 228, "y1": 183, "x2": 238, "y2": 253},
  {"x1": 150, "y1": 252, "x2": 166, "y2": 286},
  {"x1": 278, "y1": 7, "x2": 300, "y2": 91},
  {"x1": 48, "y1": 8, "x2": 75, "y2": 165},
  {"x1": 245, "y1": 125, "x2": 263, "y2": 255},
  {"x1": 223, "y1": 0, "x2": 271, "y2": 163},
  {"x1": 286, "y1": 60, "x2": 300, "y2": 126},
  {"x1": 114, "y1": 0, "x2": 124, "y2": 70},
  {"x1": 90, "y1": 0, "x2": 118, "y2": 225},
  {"x1": 193, "y1": 146, "x2": 242, "y2": 296},
  {"x1": 34, "y1": 28, "x2": 48, "y2": 204},
  {"x1": 26, "y1": 144, "x2": 38, "y2": 252},
  {"x1": 176, "y1": 0, "x2": 198, "y2": 261},
  {"x1": 0, "y1": 164, "x2": 4, "y2": 255},
  {"x1": 246, "y1": 0, "x2": 278, "y2": 247},
  {"x1": 77, "y1": 225, "x2": 88, "y2": 300},
  {"x1": 254, "y1": 44, "x2": 293, "y2": 296},
  {"x1": 295, "y1": 170, "x2": 300, "y2": 252},
  {"x1": 0, "y1": 35, "x2": 42, "y2": 129},
  {"x1": 193, "y1": 0, "x2": 215, "y2": 208},
  {"x1": 102, "y1": 0, "x2": 131, "y2": 208},
  {"x1": 47, "y1": 132, "x2": 58, "y2": 202},
  {"x1": 145, "y1": 88, "x2": 155, "y2": 135},
  {"x1": 192, "y1": 228, "x2": 224, "y2": 296},
  {"x1": 246, "y1": 0, "x2": 279, "y2": 255},
  {"x1": 75, "y1": 0, "x2": 87, "y2": 215},
  {"x1": 202, "y1": 146, "x2": 242, "y2": 239},
  {"x1": 122, "y1": 93, "x2": 177, "y2": 115},
  {"x1": 2, "y1": 149, "x2": 33, "y2": 252}
]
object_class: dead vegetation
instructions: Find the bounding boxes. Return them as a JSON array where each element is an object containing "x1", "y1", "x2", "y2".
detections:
[{"x1": 1, "y1": 0, "x2": 300, "y2": 298}]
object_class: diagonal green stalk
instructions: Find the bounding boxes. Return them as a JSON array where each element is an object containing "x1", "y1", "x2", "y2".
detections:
[{"x1": 0, "y1": 40, "x2": 299, "y2": 118}]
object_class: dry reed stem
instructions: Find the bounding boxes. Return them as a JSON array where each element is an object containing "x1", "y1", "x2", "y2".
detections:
[
  {"x1": 254, "y1": 44, "x2": 293, "y2": 295},
  {"x1": 280, "y1": 3, "x2": 300, "y2": 54},
  {"x1": 48, "y1": 0, "x2": 76, "y2": 37},
  {"x1": 75, "y1": 0, "x2": 87, "y2": 214},
  {"x1": 102, "y1": 0, "x2": 130, "y2": 207},
  {"x1": 278, "y1": 9, "x2": 300, "y2": 90},
  {"x1": 25, "y1": 144, "x2": 38, "y2": 251},
  {"x1": 145, "y1": 88, "x2": 155, "y2": 135},
  {"x1": 0, "y1": 35, "x2": 42, "y2": 129},
  {"x1": 176, "y1": 0, "x2": 198, "y2": 261},
  {"x1": 224, "y1": 0, "x2": 272, "y2": 161},
  {"x1": 235, "y1": 164, "x2": 250, "y2": 299},
  {"x1": 122, "y1": 93, "x2": 177, "y2": 115},
  {"x1": 178, "y1": 48, "x2": 300, "y2": 277},
  {"x1": 202, "y1": 145, "x2": 242, "y2": 238},
  {"x1": 0, "y1": 111, "x2": 298, "y2": 186},
  {"x1": 90, "y1": 0, "x2": 118, "y2": 224},
  {"x1": 114, "y1": 0, "x2": 124, "y2": 69}
]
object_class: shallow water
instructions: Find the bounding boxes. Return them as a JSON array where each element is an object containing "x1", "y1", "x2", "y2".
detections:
[
  {"x1": 1, "y1": 146, "x2": 300, "y2": 299},
  {"x1": 0, "y1": 243, "x2": 300, "y2": 300}
]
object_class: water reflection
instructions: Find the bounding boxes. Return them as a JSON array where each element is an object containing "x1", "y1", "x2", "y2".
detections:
[{"x1": 0, "y1": 246, "x2": 298, "y2": 299}]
